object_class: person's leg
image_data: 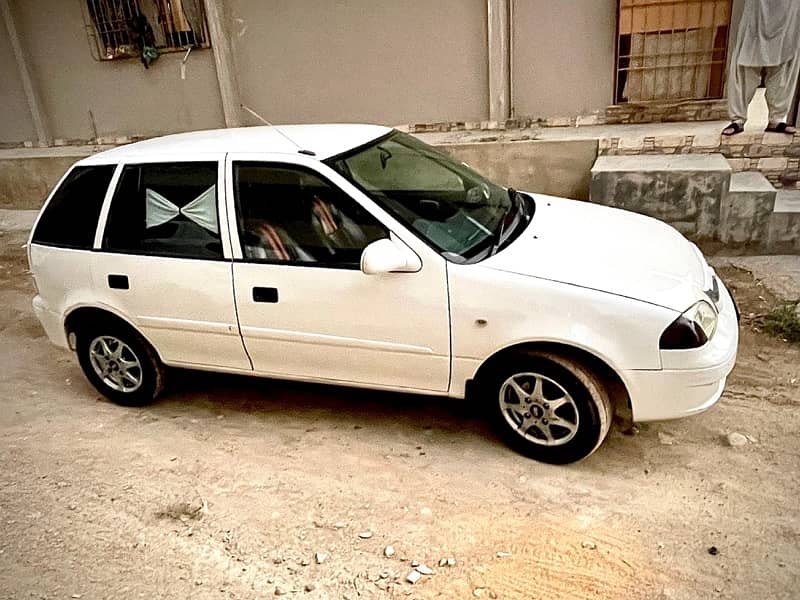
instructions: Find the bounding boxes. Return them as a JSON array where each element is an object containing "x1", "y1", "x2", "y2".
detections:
[
  {"x1": 764, "y1": 57, "x2": 799, "y2": 133},
  {"x1": 724, "y1": 64, "x2": 761, "y2": 135}
]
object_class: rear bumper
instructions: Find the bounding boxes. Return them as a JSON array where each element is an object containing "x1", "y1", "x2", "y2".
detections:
[
  {"x1": 624, "y1": 279, "x2": 739, "y2": 422},
  {"x1": 32, "y1": 295, "x2": 68, "y2": 349}
]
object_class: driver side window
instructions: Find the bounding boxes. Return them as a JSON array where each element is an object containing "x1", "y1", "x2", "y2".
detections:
[{"x1": 233, "y1": 162, "x2": 387, "y2": 268}]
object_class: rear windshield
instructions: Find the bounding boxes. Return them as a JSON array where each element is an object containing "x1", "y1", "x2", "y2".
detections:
[{"x1": 31, "y1": 165, "x2": 116, "y2": 249}]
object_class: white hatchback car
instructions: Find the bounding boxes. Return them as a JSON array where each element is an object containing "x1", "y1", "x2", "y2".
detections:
[{"x1": 28, "y1": 125, "x2": 738, "y2": 463}]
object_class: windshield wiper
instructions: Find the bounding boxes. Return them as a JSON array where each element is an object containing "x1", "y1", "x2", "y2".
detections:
[{"x1": 489, "y1": 188, "x2": 517, "y2": 256}]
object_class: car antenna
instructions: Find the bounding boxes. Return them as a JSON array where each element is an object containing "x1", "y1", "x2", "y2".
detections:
[{"x1": 240, "y1": 104, "x2": 316, "y2": 156}]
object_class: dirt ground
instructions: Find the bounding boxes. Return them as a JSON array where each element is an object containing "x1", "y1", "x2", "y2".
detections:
[{"x1": 1, "y1": 228, "x2": 798, "y2": 600}]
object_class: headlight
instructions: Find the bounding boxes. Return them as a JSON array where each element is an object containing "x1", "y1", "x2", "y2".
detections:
[{"x1": 659, "y1": 300, "x2": 718, "y2": 349}]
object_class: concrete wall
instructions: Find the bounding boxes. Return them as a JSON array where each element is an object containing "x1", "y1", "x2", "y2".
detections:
[
  {"x1": 442, "y1": 139, "x2": 599, "y2": 201},
  {"x1": 0, "y1": 16, "x2": 36, "y2": 144},
  {"x1": 511, "y1": 0, "x2": 617, "y2": 119},
  {"x1": 6, "y1": 0, "x2": 225, "y2": 141},
  {"x1": 228, "y1": 0, "x2": 489, "y2": 126}
]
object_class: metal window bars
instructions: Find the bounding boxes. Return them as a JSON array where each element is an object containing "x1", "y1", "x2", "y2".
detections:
[
  {"x1": 82, "y1": 0, "x2": 210, "y2": 61},
  {"x1": 615, "y1": 0, "x2": 732, "y2": 103}
]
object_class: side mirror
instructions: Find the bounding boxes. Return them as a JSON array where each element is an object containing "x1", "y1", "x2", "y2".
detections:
[{"x1": 360, "y1": 237, "x2": 421, "y2": 275}]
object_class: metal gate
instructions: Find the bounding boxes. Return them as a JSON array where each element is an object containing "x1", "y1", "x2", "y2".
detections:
[{"x1": 615, "y1": 0, "x2": 732, "y2": 103}]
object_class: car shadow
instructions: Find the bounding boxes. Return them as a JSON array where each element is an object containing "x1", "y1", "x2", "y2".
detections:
[
  {"x1": 143, "y1": 368, "x2": 650, "y2": 470},
  {"x1": 156, "y1": 367, "x2": 502, "y2": 445}
]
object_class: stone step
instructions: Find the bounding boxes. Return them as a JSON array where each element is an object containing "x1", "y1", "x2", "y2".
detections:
[
  {"x1": 767, "y1": 190, "x2": 800, "y2": 253},
  {"x1": 590, "y1": 154, "x2": 731, "y2": 240},
  {"x1": 719, "y1": 171, "x2": 776, "y2": 245}
]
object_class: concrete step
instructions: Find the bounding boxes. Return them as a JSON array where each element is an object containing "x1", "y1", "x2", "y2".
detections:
[
  {"x1": 719, "y1": 172, "x2": 776, "y2": 245},
  {"x1": 767, "y1": 191, "x2": 800, "y2": 253},
  {"x1": 590, "y1": 153, "x2": 731, "y2": 240}
]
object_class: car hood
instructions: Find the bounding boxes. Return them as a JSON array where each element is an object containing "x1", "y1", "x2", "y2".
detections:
[{"x1": 480, "y1": 193, "x2": 710, "y2": 312}]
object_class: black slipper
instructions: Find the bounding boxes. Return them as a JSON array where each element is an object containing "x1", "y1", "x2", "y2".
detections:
[
  {"x1": 765, "y1": 122, "x2": 797, "y2": 134},
  {"x1": 721, "y1": 122, "x2": 744, "y2": 136}
]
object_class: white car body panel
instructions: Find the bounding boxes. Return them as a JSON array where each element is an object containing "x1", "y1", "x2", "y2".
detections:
[
  {"x1": 27, "y1": 124, "x2": 740, "y2": 428},
  {"x1": 481, "y1": 194, "x2": 708, "y2": 312}
]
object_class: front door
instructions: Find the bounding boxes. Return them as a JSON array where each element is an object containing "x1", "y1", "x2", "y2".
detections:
[
  {"x1": 94, "y1": 159, "x2": 251, "y2": 371},
  {"x1": 226, "y1": 157, "x2": 451, "y2": 392}
]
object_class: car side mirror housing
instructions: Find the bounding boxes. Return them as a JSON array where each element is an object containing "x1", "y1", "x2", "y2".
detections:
[{"x1": 360, "y1": 237, "x2": 421, "y2": 274}]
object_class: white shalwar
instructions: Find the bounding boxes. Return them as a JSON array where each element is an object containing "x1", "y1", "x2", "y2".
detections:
[{"x1": 728, "y1": 0, "x2": 800, "y2": 125}]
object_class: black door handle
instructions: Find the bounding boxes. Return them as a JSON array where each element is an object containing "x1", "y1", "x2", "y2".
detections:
[
  {"x1": 253, "y1": 287, "x2": 278, "y2": 303},
  {"x1": 108, "y1": 274, "x2": 129, "y2": 289}
]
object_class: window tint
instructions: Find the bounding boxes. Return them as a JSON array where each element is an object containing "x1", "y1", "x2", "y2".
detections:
[
  {"x1": 103, "y1": 162, "x2": 222, "y2": 259},
  {"x1": 32, "y1": 165, "x2": 115, "y2": 249},
  {"x1": 234, "y1": 163, "x2": 387, "y2": 267}
]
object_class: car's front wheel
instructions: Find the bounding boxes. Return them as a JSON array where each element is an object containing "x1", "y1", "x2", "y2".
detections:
[
  {"x1": 76, "y1": 322, "x2": 165, "y2": 407},
  {"x1": 487, "y1": 351, "x2": 612, "y2": 464}
]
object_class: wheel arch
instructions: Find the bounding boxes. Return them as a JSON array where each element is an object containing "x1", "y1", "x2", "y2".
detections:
[
  {"x1": 469, "y1": 341, "x2": 631, "y2": 416},
  {"x1": 63, "y1": 305, "x2": 162, "y2": 361}
]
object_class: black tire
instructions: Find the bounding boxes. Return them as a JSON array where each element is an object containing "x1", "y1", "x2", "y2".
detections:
[
  {"x1": 76, "y1": 320, "x2": 165, "y2": 407},
  {"x1": 485, "y1": 351, "x2": 612, "y2": 464}
]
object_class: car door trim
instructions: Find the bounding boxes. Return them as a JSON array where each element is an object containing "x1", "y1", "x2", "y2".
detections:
[{"x1": 239, "y1": 325, "x2": 435, "y2": 355}]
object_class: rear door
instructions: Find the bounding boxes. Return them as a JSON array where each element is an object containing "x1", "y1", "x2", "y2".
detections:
[
  {"x1": 225, "y1": 153, "x2": 451, "y2": 392},
  {"x1": 92, "y1": 157, "x2": 251, "y2": 370}
]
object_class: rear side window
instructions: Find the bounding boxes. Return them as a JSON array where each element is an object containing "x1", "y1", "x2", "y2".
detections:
[
  {"x1": 103, "y1": 162, "x2": 222, "y2": 259},
  {"x1": 31, "y1": 165, "x2": 115, "y2": 249}
]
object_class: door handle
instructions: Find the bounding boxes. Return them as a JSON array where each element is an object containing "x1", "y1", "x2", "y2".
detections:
[
  {"x1": 253, "y1": 287, "x2": 278, "y2": 303},
  {"x1": 108, "y1": 274, "x2": 129, "y2": 289}
]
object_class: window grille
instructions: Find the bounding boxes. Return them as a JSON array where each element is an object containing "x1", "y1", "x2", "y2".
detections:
[
  {"x1": 615, "y1": 0, "x2": 732, "y2": 103},
  {"x1": 82, "y1": 0, "x2": 210, "y2": 61}
]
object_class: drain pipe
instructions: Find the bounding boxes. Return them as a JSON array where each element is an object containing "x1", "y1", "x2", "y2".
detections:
[
  {"x1": 487, "y1": 0, "x2": 511, "y2": 125},
  {"x1": 508, "y1": 0, "x2": 514, "y2": 119}
]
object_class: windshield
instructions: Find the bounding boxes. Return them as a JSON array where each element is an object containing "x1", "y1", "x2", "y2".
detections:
[{"x1": 325, "y1": 131, "x2": 527, "y2": 262}]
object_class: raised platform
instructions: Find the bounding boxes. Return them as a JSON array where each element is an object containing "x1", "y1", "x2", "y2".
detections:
[{"x1": 590, "y1": 154, "x2": 731, "y2": 239}]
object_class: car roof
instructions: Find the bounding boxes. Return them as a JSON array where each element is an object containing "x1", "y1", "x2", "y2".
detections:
[{"x1": 77, "y1": 124, "x2": 392, "y2": 165}]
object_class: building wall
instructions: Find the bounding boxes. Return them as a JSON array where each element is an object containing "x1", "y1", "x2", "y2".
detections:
[
  {"x1": 8, "y1": 0, "x2": 225, "y2": 141},
  {"x1": 0, "y1": 18, "x2": 36, "y2": 144},
  {"x1": 228, "y1": 0, "x2": 489, "y2": 126},
  {"x1": 511, "y1": 0, "x2": 617, "y2": 119}
]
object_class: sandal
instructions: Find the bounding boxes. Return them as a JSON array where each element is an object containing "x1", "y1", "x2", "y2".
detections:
[
  {"x1": 721, "y1": 122, "x2": 744, "y2": 136},
  {"x1": 765, "y1": 122, "x2": 797, "y2": 134}
]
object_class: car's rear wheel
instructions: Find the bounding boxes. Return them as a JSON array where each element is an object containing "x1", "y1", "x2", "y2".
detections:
[
  {"x1": 76, "y1": 322, "x2": 164, "y2": 406},
  {"x1": 487, "y1": 351, "x2": 612, "y2": 464}
]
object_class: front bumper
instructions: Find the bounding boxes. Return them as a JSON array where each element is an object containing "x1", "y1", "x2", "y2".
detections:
[{"x1": 624, "y1": 279, "x2": 739, "y2": 422}]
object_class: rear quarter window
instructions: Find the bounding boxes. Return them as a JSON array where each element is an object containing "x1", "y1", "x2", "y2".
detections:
[{"x1": 31, "y1": 165, "x2": 116, "y2": 249}]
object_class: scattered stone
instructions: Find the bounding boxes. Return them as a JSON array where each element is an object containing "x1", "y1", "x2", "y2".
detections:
[
  {"x1": 410, "y1": 560, "x2": 419, "y2": 567},
  {"x1": 67, "y1": 504, "x2": 77, "y2": 511},
  {"x1": 581, "y1": 540, "x2": 597, "y2": 550},
  {"x1": 420, "y1": 507, "x2": 432, "y2": 517},
  {"x1": 658, "y1": 432, "x2": 675, "y2": 445},
  {"x1": 415, "y1": 564, "x2": 433, "y2": 575},
  {"x1": 304, "y1": 583, "x2": 316, "y2": 592},
  {"x1": 708, "y1": 546, "x2": 719, "y2": 556},
  {"x1": 745, "y1": 434, "x2": 758, "y2": 444},
  {"x1": 315, "y1": 552, "x2": 329, "y2": 564},
  {"x1": 446, "y1": 557, "x2": 456, "y2": 567},
  {"x1": 358, "y1": 531, "x2": 373, "y2": 539},
  {"x1": 334, "y1": 521, "x2": 346, "y2": 529},
  {"x1": 622, "y1": 424, "x2": 640, "y2": 436},
  {"x1": 71, "y1": 595, "x2": 82, "y2": 599},
  {"x1": 384, "y1": 545, "x2": 395, "y2": 558},
  {"x1": 473, "y1": 588, "x2": 484, "y2": 597},
  {"x1": 300, "y1": 558, "x2": 310, "y2": 566},
  {"x1": 438, "y1": 558, "x2": 448, "y2": 567},
  {"x1": 274, "y1": 585, "x2": 288, "y2": 596},
  {"x1": 406, "y1": 570, "x2": 422, "y2": 584},
  {"x1": 496, "y1": 551, "x2": 511, "y2": 558},
  {"x1": 726, "y1": 432, "x2": 748, "y2": 447}
]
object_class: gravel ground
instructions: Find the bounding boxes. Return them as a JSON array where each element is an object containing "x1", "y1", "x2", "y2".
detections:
[{"x1": 1, "y1": 226, "x2": 798, "y2": 600}]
